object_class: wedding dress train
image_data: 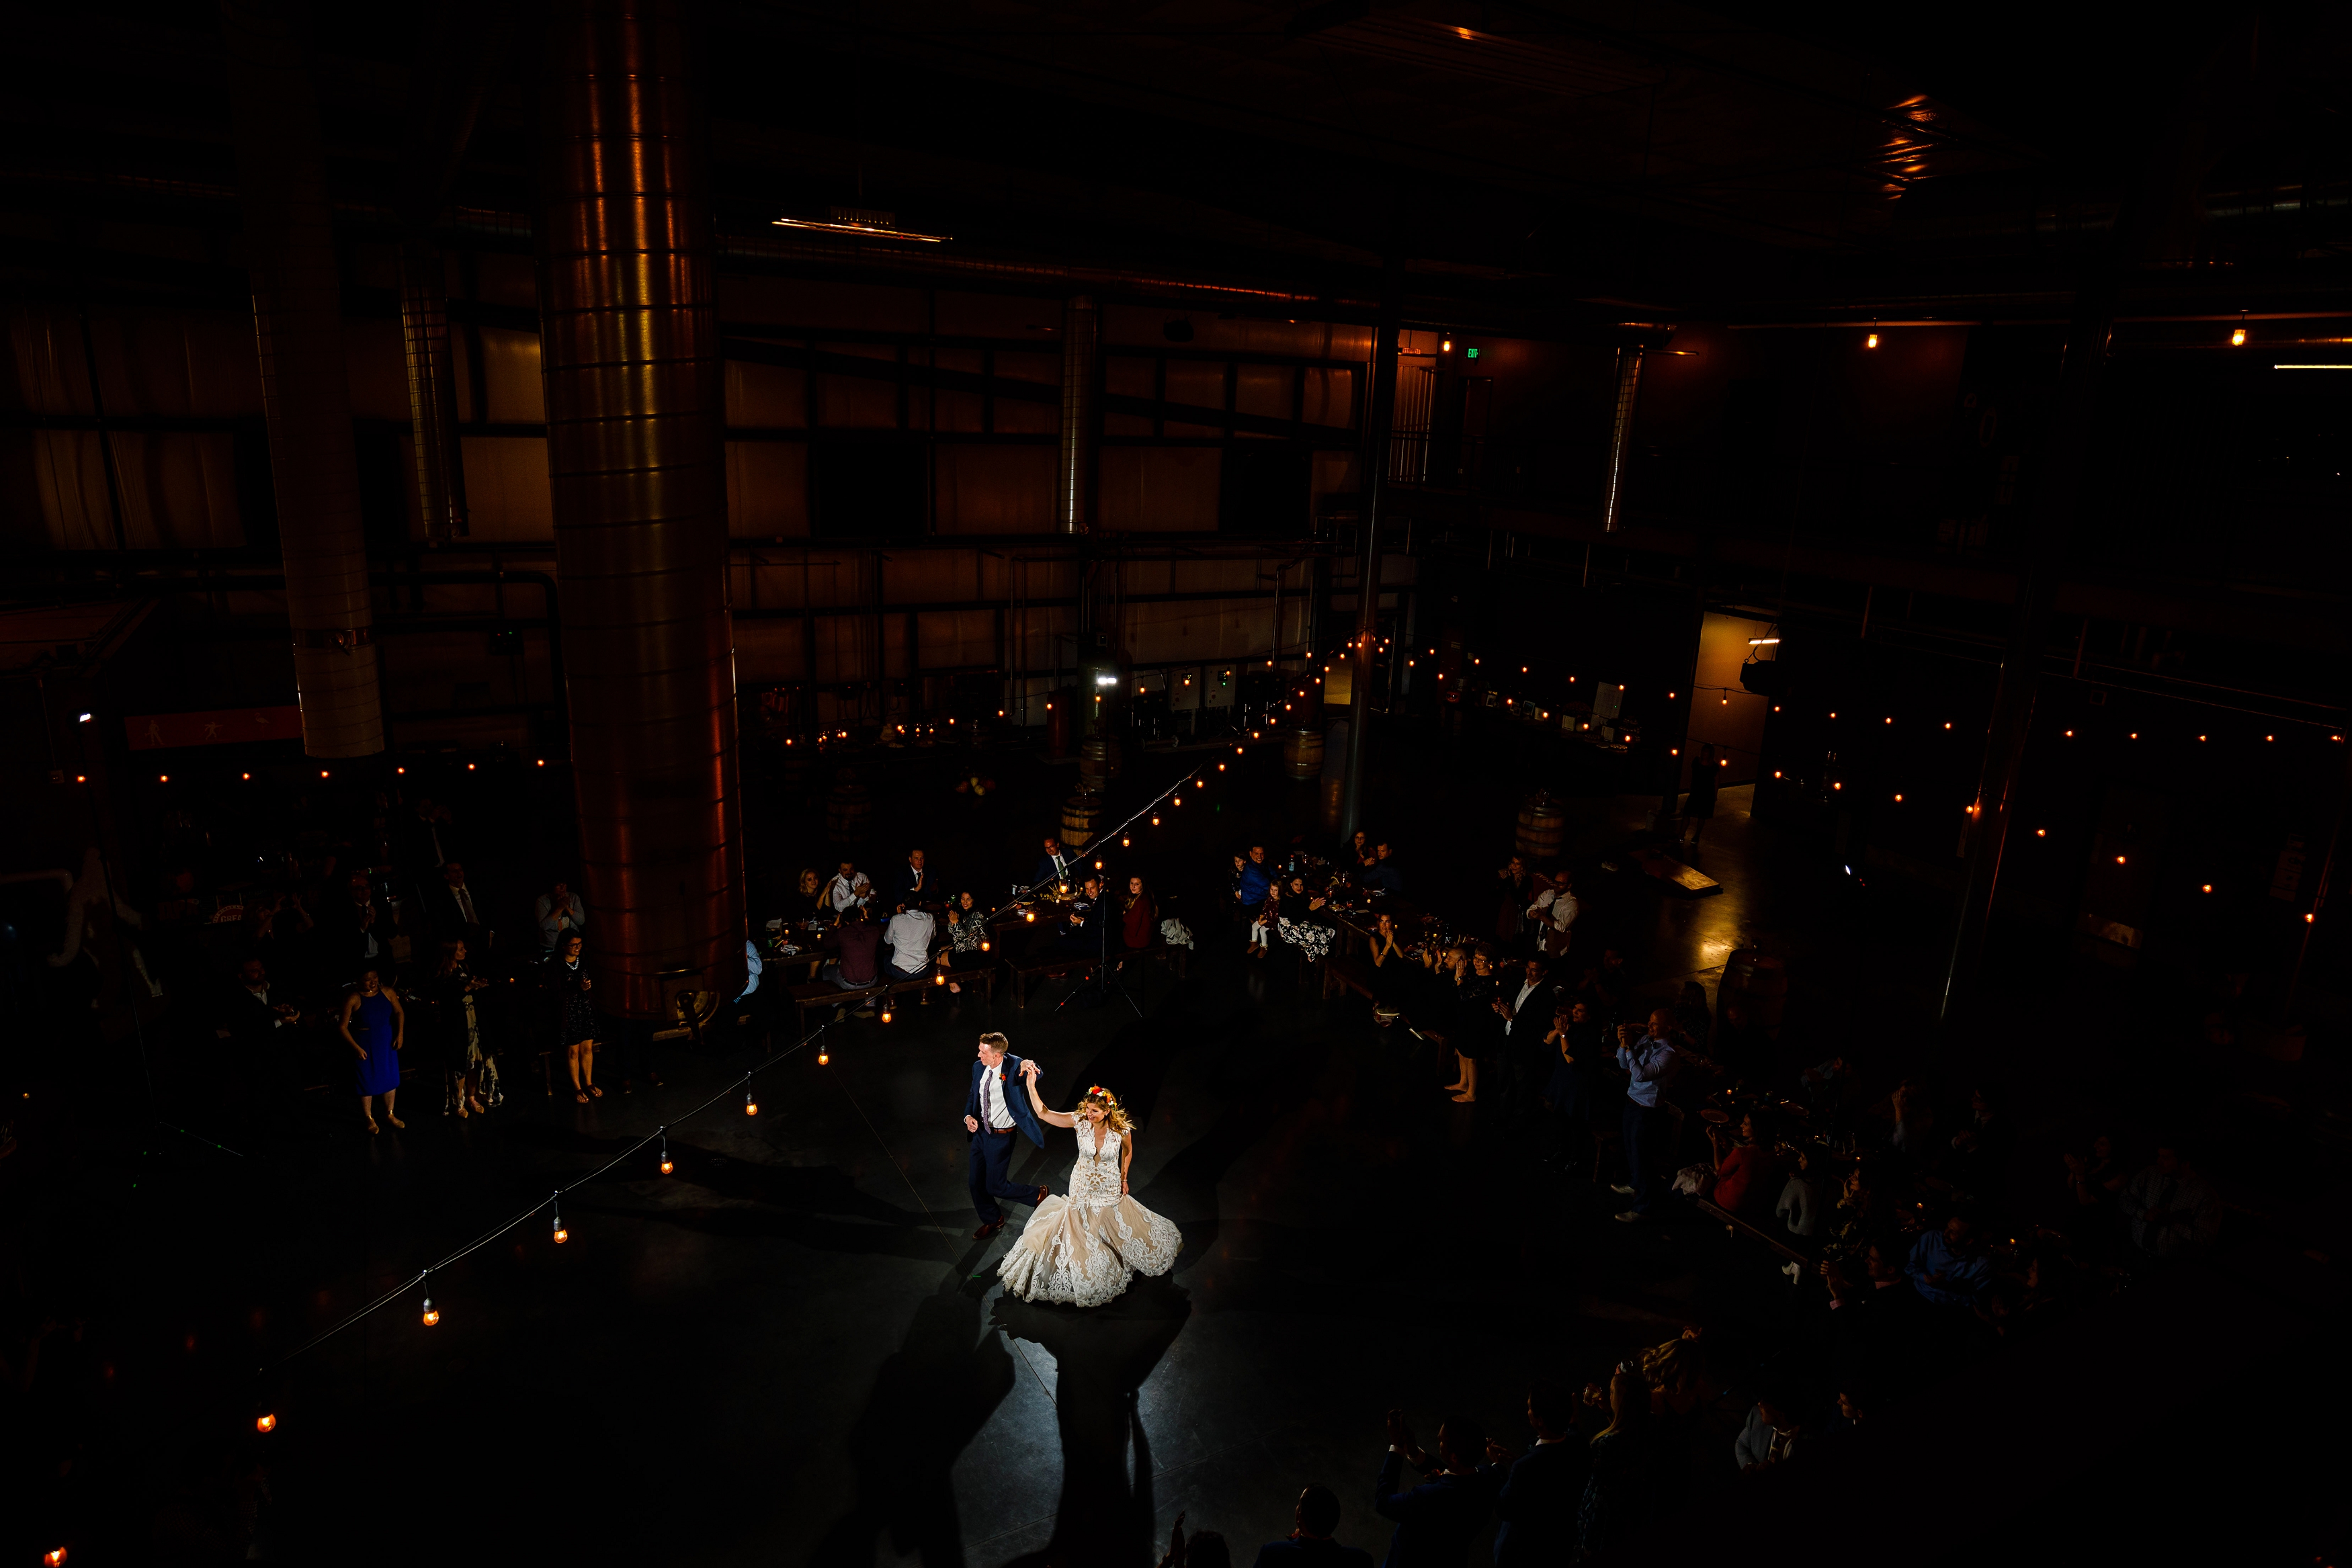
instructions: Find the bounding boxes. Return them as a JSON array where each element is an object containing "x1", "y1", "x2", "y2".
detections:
[{"x1": 997, "y1": 1123, "x2": 1181, "y2": 1307}]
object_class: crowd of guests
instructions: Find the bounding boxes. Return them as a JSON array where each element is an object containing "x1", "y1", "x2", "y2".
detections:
[
  {"x1": 771, "y1": 835, "x2": 1177, "y2": 1013},
  {"x1": 143, "y1": 782, "x2": 675, "y2": 1132}
]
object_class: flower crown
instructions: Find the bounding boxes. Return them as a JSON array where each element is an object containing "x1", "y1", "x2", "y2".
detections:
[{"x1": 1083, "y1": 1085, "x2": 1119, "y2": 1108}]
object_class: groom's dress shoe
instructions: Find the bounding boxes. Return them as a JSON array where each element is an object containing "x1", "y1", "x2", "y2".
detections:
[{"x1": 972, "y1": 1218, "x2": 1006, "y2": 1239}]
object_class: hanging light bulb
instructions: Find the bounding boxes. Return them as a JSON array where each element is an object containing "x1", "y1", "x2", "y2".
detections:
[
  {"x1": 816, "y1": 1043, "x2": 831, "y2": 1065},
  {"x1": 1172, "y1": 796, "x2": 1182, "y2": 807},
  {"x1": 1151, "y1": 816, "x2": 1161, "y2": 826},
  {"x1": 980, "y1": 939, "x2": 991, "y2": 951},
  {"x1": 659, "y1": 1132, "x2": 673, "y2": 1176},
  {"x1": 1122, "y1": 836, "x2": 1131, "y2": 846},
  {"x1": 2232, "y1": 313, "x2": 2247, "y2": 347},
  {"x1": 255, "y1": 1411, "x2": 277, "y2": 1434},
  {"x1": 551, "y1": 1196, "x2": 568, "y2": 1245},
  {"x1": 44, "y1": 1551, "x2": 67, "y2": 1567},
  {"x1": 421, "y1": 1287, "x2": 439, "y2": 1327},
  {"x1": 880, "y1": 1006, "x2": 894, "y2": 1023},
  {"x1": 935, "y1": 969, "x2": 946, "y2": 985},
  {"x1": 745, "y1": 1087, "x2": 759, "y2": 1116},
  {"x1": 1023, "y1": 910, "x2": 1036, "y2": 922}
]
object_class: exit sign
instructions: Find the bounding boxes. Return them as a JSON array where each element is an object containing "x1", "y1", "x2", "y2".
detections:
[{"x1": 1465, "y1": 347, "x2": 1479, "y2": 359}]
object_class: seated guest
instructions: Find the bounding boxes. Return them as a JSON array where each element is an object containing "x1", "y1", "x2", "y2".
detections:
[
  {"x1": 1486, "y1": 1381, "x2": 1587, "y2": 1568},
  {"x1": 1904, "y1": 1212, "x2": 1993, "y2": 1306},
  {"x1": 824, "y1": 905, "x2": 883, "y2": 992},
  {"x1": 939, "y1": 891, "x2": 991, "y2": 994},
  {"x1": 2118, "y1": 1141, "x2": 2222, "y2": 1260},
  {"x1": 536, "y1": 878, "x2": 587, "y2": 951},
  {"x1": 1118, "y1": 875, "x2": 1158, "y2": 952},
  {"x1": 1250, "y1": 1483, "x2": 1372, "y2": 1568},
  {"x1": 1798, "y1": 1053, "x2": 1850, "y2": 1109},
  {"x1": 1706, "y1": 1109, "x2": 1773, "y2": 1216},
  {"x1": 1032, "y1": 834, "x2": 1075, "y2": 891},
  {"x1": 2062, "y1": 1132, "x2": 2127, "y2": 1256},
  {"x1": 796, "y1": 867, "x2": 831, "y2": 927},
  {"x1": 1374, "y1": 1408, "x2": 1496, "y2": 1567},
  {"x1": 890, "y1": 847, "x2": 933, "y2": 907},
  {"x1": 1275, "y1": 874, "x2": 1335, "y2": 962},
  {"x1": 1732, "y1": 1383, "x2": 1804, "y2": 1471},
  {"x1": 1360, "y1": 840, "x2": 1402, "y2": 896},
  {"x1": 827, "y1": 861, "x2": 872, "y2": 916},
  {"x1": 1775, "y1": 1144, "x2": 1824, "y2": 1238},
  {"x1": 1818, "y1": 1165, "x2": 1884, "y2": 1269},
  {"x1": 883, "y1": 902, "x2": 935, "y2": 980}
]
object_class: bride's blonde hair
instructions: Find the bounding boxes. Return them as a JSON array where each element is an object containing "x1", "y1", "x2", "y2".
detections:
[{"x1": 1079, "y1": 1084, "x2": 1134, "y2": 1135}]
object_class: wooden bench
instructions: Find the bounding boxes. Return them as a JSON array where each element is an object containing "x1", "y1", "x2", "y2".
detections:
[
  {"x1": 1321, "y1": 955, "x2": 1377, "y2": 1004},
  {"x1": 1010, "y1": 941, "x2": 1185, "y2": 1008},
  {"x1": 790, "y1": 968, "x2": 982, "y2": 1033},
  {"x1": 1697, "y1": 1198, "x2": 1810, "y2": 1264}
]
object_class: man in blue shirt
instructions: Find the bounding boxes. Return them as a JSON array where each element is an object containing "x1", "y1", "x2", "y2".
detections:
[
  {"x1": 1235, "y1": 845, "x2": 1273, "y2": 916},
  {"x1": 1614, "y1": 1008, "x2": 1681, "y2": 1222},
  {"x1": 1359, "y1": 839, "x2": 1404, "y2": 895},
  {"x1": 1905, "y1": 1213, "x2": 1994, "y2": 1306}
]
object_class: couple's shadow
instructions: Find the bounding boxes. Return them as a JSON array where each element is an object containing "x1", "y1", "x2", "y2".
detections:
[
  {"x1": 993, "y1": 1274, "x2": 1193, "y2": 1568},
  {"x1": 806, "y1": 1268, "x2": 1189, "y2": 1568}
]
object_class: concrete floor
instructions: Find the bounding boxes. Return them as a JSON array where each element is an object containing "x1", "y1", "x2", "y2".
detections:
[{"x1": 19, "y1": 715, "x2": 2346, "y2": 1565}]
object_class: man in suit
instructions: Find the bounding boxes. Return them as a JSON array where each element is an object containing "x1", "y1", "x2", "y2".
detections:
[
  {"x1": 1374, "y1": 1409, "x2": 1497, "y2": 1568},
  {"x1": 423, "y1": 859, "x2": 493, "y2": 949},
  {"x1": 1252, "y1": 1483, "x2": 1374, "y2": 1568},
  {"x1": 889, "y1": 848, "x2": 933, "y2": 908},
  {"x1": 1494, "y1": 955, "x2": 1558, "y2": 1115},
  {"x1": 1031, "y1": 834, "x2": 1074, "y2": 891},
  {"x1": 964, "y1": 1032, "x2": 1048, "y2": 1239},
  {"x1": 1484, "y1": 1382, "x2": 1587, "y2": 1567}
]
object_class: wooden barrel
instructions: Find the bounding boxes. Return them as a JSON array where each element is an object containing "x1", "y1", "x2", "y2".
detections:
[
  {"x1": 825, "y1": 771, "x2": 872, "y2": 844},
  {"x1": 1282, "y1": 724, "x2": 1325, "y2": 779},
  {"x1": 1059, "y1": 791, "x2": 1101, "y2": 852},
  {"x1": 1515, "y1": 790, "x2": 1566, "y2": 862},
  {"x1": 1720, "y1": 947, "x2": 1788, "y2": 1028},
  {"x1": 1078, "y1": 734, "x2": 1123, "y2": 793}
]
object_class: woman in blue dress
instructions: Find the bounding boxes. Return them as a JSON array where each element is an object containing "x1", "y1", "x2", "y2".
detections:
[{"x1": 338, "y1": 965, "x2": 408, "y2": 1133}]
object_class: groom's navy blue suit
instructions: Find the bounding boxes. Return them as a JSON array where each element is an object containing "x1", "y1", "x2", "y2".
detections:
[{"x1": 967, "y1": 1053, "x2": 1048, "y2": 1225}]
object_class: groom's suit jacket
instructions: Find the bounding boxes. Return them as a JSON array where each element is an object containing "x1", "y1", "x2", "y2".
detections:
[{"x1": 966, "y1": 1054, "x2": 1048, "y2": 1147}]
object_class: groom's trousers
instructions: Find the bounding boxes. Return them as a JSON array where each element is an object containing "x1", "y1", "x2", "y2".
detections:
[{"x1": 968, "y1": 1127, "x2": 1036, "y2": 1224}]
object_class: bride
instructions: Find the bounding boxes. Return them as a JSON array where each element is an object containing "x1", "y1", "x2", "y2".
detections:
[{"x1": 997, "y1": 1062, "x2": 1183, "y2": 1307}]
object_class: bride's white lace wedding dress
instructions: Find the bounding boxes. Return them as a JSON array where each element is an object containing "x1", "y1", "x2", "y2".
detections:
[{"x1": 997, "y1": 1123, "x2": 1182, "y2": 1307}]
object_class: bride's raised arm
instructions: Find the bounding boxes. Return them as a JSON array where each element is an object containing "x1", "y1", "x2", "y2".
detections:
[{"x1": 1021, "y1": 1059, "x2": 1076, "y2": 1128}]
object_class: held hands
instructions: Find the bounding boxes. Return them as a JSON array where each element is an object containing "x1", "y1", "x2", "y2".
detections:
[{"x1": 1021, "y1": 1059, "x2": 1041, "y2": 1082}]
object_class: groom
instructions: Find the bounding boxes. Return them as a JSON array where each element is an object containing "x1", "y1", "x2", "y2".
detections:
[{"x1": 964, "y1": 1032, "x2": 1048, "y2": 1239}]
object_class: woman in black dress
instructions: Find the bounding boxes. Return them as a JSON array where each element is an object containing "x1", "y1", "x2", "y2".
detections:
[
  {"x1": 544, "y1": 932, "x2": 601, "y2": 1102},
  {"x1": 939, "y1": 889, "x2": 992, "y2": 994},
  {"x1": 1443, "y1": 945, "x2": 1502, "y2": 1102}
]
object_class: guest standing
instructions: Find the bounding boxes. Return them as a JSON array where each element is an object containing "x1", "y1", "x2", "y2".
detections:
[
  {"x1": 1577, "y1": 1370, "x2": 1655, "y2": 1561},
  {"x1": 1614, "y1": 1009, "x2": 1683, "y2": 1222},
  {"x1": 536, "y1": 879, "x2": 587, "y2": 951},
  {"x1": 545, "y1": 932, "x2": 601, "y2": 1102},
  {"x1": 1374, "y1": 1409, "x2": 1497, "y2": 1567},
  {"x1": 1250, "y1": 1484, "x2": 1373, "y2": 1568},
  {"x1": 1680, "y1": 743, "x2": 1720, "y2": 843},
  {"x1": 1120, "y1": 875, "x2": 1158, "y2": 951},
  {"x1": 339, "y1": 965, "x2": 406, "y2": 1133},
  {"x1": 1486, "y1": 1381, "x2": 1588, "y2": 1568},
  {"x1": 427, "y1": 940, "x2": 492, "y2": 1119}
]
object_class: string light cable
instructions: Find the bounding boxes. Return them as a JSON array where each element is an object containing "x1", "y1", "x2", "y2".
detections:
[
  {"x1": 252, "y1": 1018, "x2": 837, "y2": 1385},
  {"x1": 991, "y1": 765, "x2": 1206, "y2": 926}
]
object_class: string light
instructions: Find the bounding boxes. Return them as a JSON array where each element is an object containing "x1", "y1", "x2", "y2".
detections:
[
  {"x1": 659, "y1": 1131, "x2": 673, "y2": 1175},
  {"x1": 817, "y1": 1042, "x2": 831, "y2": 1064},
  {"x1": 45, "y1": 1551, "x2": 66, "y2": 1567},
  {"x1": 745, "y1": 1086, "x2": 759, "y2": 1115},
  {"x1": 2115, "y1": 855, "x2": 2128, "y2": 865},
  {"x1": 2036, "y1": 829, "x2": 2047, "y2": 837},
  {"x1": 1122, "y1": 836, "x2": 1131, "y2": 846},
  {"x1": 2201, "y1": 884, "x2": 2213, "y2": 893},
  {"x1": 880, "y1": 1006, "x2": 894, "y2": 1023},
  {"x1": 551, "y1": 1196, "x2": 568, "y2": 1245},
  {"x1": 421, "y1": 1281, "x2": 439, "y2": 1327},
  {"x1": 1151, "y1": 816, "x2": 1161, "y2": 826},
  {"x1": 255, "y1": 1411, "x2": 276, "y2": 1434}
]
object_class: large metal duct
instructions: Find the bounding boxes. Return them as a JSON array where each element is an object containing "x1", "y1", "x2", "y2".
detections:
[
  {"x1": 1056, "y1": 294, "x2": 1099, "y2": 535},
  {"x1": 1599, "y1": 345, "x2": 1643, "y2": 533},
  {"x1": 219, "y1": 0, "x2": 383, "y2": 758},
  {"x1": 399, "y1": 243, "x2": 470, "y2": 541},
  {"x1": 538, "y1": 0, "x2": 743, "y2": 1019}
]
